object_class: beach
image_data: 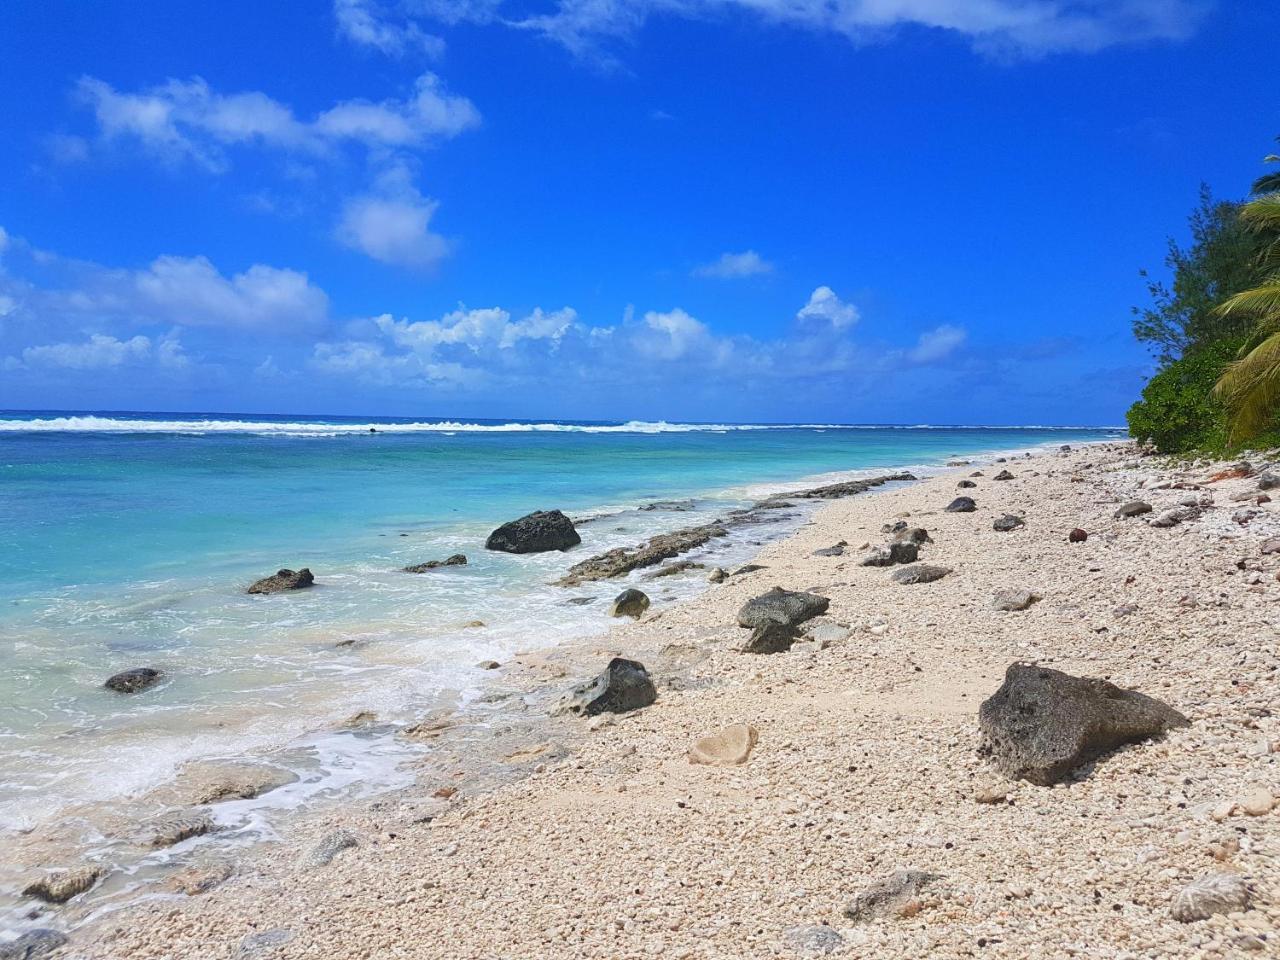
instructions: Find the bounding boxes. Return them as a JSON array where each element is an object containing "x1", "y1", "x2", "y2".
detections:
[{"x1": 20, "y1": 440, "x2": 1271, "y2": 959}]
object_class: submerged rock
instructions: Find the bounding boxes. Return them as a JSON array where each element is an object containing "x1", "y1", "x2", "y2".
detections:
[
  {"x1": 891, "y1": 564, "x2": 951, "y2": 585},
  {"x1": 736, "y1": 588, "x2": 829, "y2": 629},
  {"x1": 860, "y1": 541, "x2": 919, "y2": 566},
  {"x1": 992, "y1": 514, "x2": 1025, "y2": 532},
  {"x1": 739, "y1": 622, "x2": 800, "y2": 654},
  {"x1": 844, "y1": 870, "x2": 941, "y2": 923},
  {"x1": 609, "y1": 588, "x2": 650, "y2": 619},
  {"x1": 147, "y1": 811, "x2": 215, "y2": 848},
  {"x1": 555, "y1": 522, "x2": 725, "y2": 586},
  {"x1": 247, "y1": 568, "x2": 314, "y2": 594},
  {"x1": 555, "y1": 658, "x2": 657, "y2": 717},
  {"x1": 177, "y1": 761, "x2": 298, "y2": 805},
  {"x1": 104, "y1": 667, "x2": 162, "y2": 694},
  {"x1": 403, "y1": 554, "x2": 467, "y2": 573},
  {"x1": 0, "y1": 929, "x2": 68, "y2": 960},
  {"x1": 945, "y1": 496, "x2": 976, "y2": 513},
  {"x1": 978, "y1": 663, "x2": 1189, "y2": 785},
  {"x1": 688, "y1": 724, "x2": 758, "y2": 766},
  {"x1": 1172, "y1": 873, "x2": 1251, "y2": 922},
  {"x1": 485, "y1": 510, "x2": 580, "y2": 554},
  {"x1": 22, "y1": 866, "x2": 102, "y2": 904}
]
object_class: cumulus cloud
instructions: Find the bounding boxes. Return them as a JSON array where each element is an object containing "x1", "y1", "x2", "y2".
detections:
[
  {"x1": 692, "y1": 250, "x2": 774, "y2": 279},
  {"x1": 796, "y1": 286, "x2": 859, "y2": 330},
  {"x1": 907, "y1": 323, "x2": 967, "y2": 363},
  {"x1": 74, "y1": 72, "x2": 479, "y2": 170},
  {"x1": 10, "y1": 332, "x2": 188, "y2": 371},
  {"x1": 336, "y1": 165, "x2": 450, "y2": 270},
  {"x1": 335, "y1": 0, "x2": 446, "y2": 56}
]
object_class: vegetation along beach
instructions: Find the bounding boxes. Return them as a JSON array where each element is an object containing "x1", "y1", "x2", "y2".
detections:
[{"x1": 3, "y1": 2, "x2": 1280, "y2": 957}]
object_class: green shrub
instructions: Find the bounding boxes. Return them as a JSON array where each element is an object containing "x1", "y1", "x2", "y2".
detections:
[{"x1": 1126, "y1": 340, "x2": 1239, "y2": 453}]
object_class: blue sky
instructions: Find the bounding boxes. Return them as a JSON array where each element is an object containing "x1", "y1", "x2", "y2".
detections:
[{"x1": 0, "y1": 0, "x2": 1276, "y2": 425}]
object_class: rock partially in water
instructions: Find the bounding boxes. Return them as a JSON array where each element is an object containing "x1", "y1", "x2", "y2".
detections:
[
  {"x1": 485, "y1": 510, "x2": 581, "y2": 554},
  {"x1": 978, "y1": 663, "x2": 1189, "y2": 785},
  {"x1": 609, "y1": 588, "x2": 650, "y2": 619},
  {"x1": 22, "y1": 866, "x2": 102, "y2": 904},
  {"x1": 644, "y1": 560, "x2": 704, "y2": 579},
  {"x1": 737, "y1": 588, "x2": 829, "y2": 629},
  {"x1": 0, "y1": 929, "x2": 68, "y2": 960},
  {"x1": 177, "y1": 762, "x2": 298, "y2": 805},
  {"x1": 556, "y1": 522, "x2": 726, "y2": 586},
  {"x1": 639, "y1": 499, "x2": 696, "y2": 512},
  {"x1": 945, "y1": 496, "x2": 976, "y2": 513},
  {"x1": 246, "y1": 568, "x2": 314, "y2": 594},
  {"x1": 844, "y1": 869, "x2": 941, "y2": 923},
  {"x1": 403, "y1": 554, "x2": 467, "y2": 573},
  {"x1": 555, "y1": 658, "x2": 657, "y2": 717},
  {"x1": 1171, "y1": 873, "x2": 1251, "y2": 922},
  {"x1": 688, "y1": 723, "x2": 758, "y2": 766},
  {"x1": 890, "y1": 564, "x2": 951, "y2": 585},
  {"x1": 147, "y1": 811, "x2": 216, "y2": 848},
  {"x1": 104, "y1": 667, "x2": 162, "y2": 694},
  {"x1": 303, "y1": 829, "x2": 358, "y2": 868},
  {"x1": 708, "y1": 567, "x2": 728, "y2": 583},
  {"x1": 769, "y1": 472, "x2": 916, "y2": 501}
]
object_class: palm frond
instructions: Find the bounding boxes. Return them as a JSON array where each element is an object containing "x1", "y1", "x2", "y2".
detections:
[
  {"x1": 1216, "y1": 278, "x2": 1280, "y2": 320},
  {"x1": 1214, "y1": 332, "x2": 1280, "y2": 441}
]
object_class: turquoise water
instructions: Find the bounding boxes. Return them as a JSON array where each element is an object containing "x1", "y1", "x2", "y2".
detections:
[{"x1": 0, "y1": 412, "x2": 1121, "y2": 843}]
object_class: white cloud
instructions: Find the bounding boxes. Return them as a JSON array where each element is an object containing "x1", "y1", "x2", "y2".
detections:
[
  {"x1": 13, "y1": 332, "x2": 189, "y2": 371},
  {"x1": 75, "y1": 72, "x2": 479, "y2": 169},
  {"x1": 335, "y1": 0, "x2": 446, "y2": 56},
  {"x1": 336, "y1": 166, "x2": 450, "y2": 270},
  {"x1": 693, "y1": 250, "x2": 774, "y2": 279},
  {"x1": 907, "y1": 324, "x2": 967, "y2": 363},
  {"x1": 796, "y1": 286, "x2": 859, "y2": 330}
]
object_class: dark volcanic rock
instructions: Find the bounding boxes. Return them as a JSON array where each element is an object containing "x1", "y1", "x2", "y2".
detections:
[
  {"x1": 403, "y1": 554, "x2": 467, "y2": 573},
  {"x1": 643, "y1": 560, "x2": 704, "y2": 579},
  {"x1": 978, "y1": 663, "x2": 1190, "y2": 785},
  {"x1": 555, "y1": 522, "x2": 725, "y2": 586},
  {"x1": 860, "y1": 541, "x2": 919, "y2": 567},
  {"x1": 956, "y1": 479, "x2": 977, "y2": 489},
  {"x1": 485, "y1": 510, "x2": 581, "y2": 554},
  {"x1": 992, "y1": 514, "x2": 1025, "y2": 532},
  {"x1": 0, "y1": 929, "x2": 68, "y2": 960},
  {"x1": 890, "y1": 564, "x2": 951, "y2": 585},
  {"x1": 247, "y1": 568, "x2": 314, "y2": 594},
  {"x1": 767, "y1": 472, "x2": 917, "y2": 501},
  {"x1": 739, "y1": 622, "x2": 800, "y2": 654},
  {"x1": 556, "y1": 658, "x2": 657, "y2": 716},
  {"x1": 104, "y1": 667, "x2": 162, "y2": 694},
  {"x1": 1068, "y1": 528, "x2": 1088, "y2": 542},
  {"x1": 1258, "y1": 472, "x2": 1280, "y2": 491},
  {"x1": 892, "y1": 527, "x2": 932, "y2": 545},
  {"x1": 639, "y1": 499, "x2": 696, "y2": 512},
  {"x1": 736, "y1": 588, "x2": 830, "y2": 629},
  {"x1": 609, "y1": 588, "x2": 650, "y2": 619},
  {"x1": 945, "y1": 496, "x2": 976, "y2": 513},
  {"x1": 993, "y1": 469, "x2": 1015, "y2": 481},
  {"x1": 812, "y1": 544, "x2": 846, "y2": 557},
  {"x1": 1113, "y1": 500, "x2": 1153, "y2": 519}
]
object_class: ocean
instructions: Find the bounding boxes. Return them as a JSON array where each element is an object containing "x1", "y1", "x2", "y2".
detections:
[{"x1": 0, "y1": 411, "x2": 1121, "y2": 929}]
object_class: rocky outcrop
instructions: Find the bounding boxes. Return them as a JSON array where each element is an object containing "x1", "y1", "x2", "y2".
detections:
[
  {"x1": 176, "y1": 762, "x2": 298, "y2": 805},
  {"x1": 844, "y1": 870, "x2": 941, "y2": 923},
  {"x1": 688, "y1": 724, "x2": 758, "y2": 766},
  {"x1": 609, "y1": 588, "x2": 650, "y2": 619},
  {"x1": 978, "y1": 664, "x2": 1189, "y2": 785},
  {"x1": 555, "y1": 522, "x2": 726, "y2": 586},
  {"x1": 104, "y1": 667, "x2": 162, "y2": 694},
  {"x1": 1171, "y1": 873, "x2": 1251, "y2": 922},
  {"x1": 247, "y1": 568, "x2": 314, "y2": 594},
  {"x1": 891, "y1": 564, "x2": 951, "y2": 585},
  {"x1": 22, "y1": 866, "x2": 102, "y2": 904},
  {"x1": 766, "y1": 473, "x2": 916, "y2": 501},
  {"x1": 860, "y1": 542, "x2": 919, "y2": 566},
  {"x1": 1113, "y1": 500, "x2": 1152, "y2": 519},
  {"x1": 737, "y1": 588, "x2": 829, "y2": 629},
  {"x1": 485, "y1": 510, "x2": 580, "y2": 554},
  {"x1": 403, "y1": 554, "x2": 467, "y2": 573},
  {"x1": 555, "y1": 658, "x2": 657, "y2": 717},
  {"x1": 945, "y1": 496, "x2": 976, "y2": 513},
  {"x1": 992, "y1": 514, "x2": 1025, "y2": 532},
  {"x1": 644, "y1": 560, "x2": 704, "y2": 579}
]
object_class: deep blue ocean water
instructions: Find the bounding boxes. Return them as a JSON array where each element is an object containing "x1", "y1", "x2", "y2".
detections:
[{"x1": 0, "y1": 411, "x2": 1122, "y2": 840}]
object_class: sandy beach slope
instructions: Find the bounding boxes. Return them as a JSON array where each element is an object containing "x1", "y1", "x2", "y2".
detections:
[{"x1": 68, "y1": 443, "x2": 1279, "y2": 959}]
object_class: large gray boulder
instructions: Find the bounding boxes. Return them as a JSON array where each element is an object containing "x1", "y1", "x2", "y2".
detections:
[
  {"x1": 978, "y1": 664, "x2": 1189, "y2": 785},
  {"x1": 736, "y1": 588, "x2": 829, "y2": 629},
  {"x1": 859, "y1": 541, "x2": 919, "y2": 566},
  {"x1": 555, "y1": 658, "x2": 656, "y2": 716},
  {"x1": 485, "y1": 510, "x2": 581, "y2": 554},
  {"x1": 945, "y1": 496, "x2": 976, "y2": 513},
  {"x1": 247, "y1": 568, "x2": 314, "y2": 594}
]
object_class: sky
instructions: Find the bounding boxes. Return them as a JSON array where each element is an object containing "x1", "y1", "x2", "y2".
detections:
[{"x1": 0, "y1": 0, "x2": 1277, "y2": 426}]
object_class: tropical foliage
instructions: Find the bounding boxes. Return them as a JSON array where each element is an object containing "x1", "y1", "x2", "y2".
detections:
[{"x1": 1127, "y1": 139, "x2": 1280, "y2": 452}]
